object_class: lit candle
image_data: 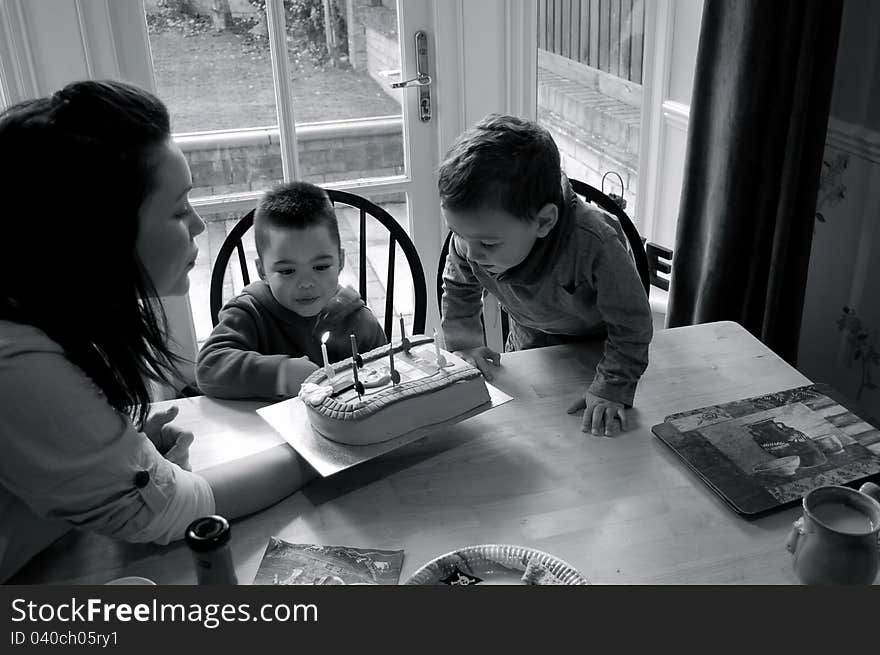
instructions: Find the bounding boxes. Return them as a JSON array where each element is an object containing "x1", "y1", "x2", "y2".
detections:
[
  {"x1": 433, "y1": 328, "x2": 448, "y2": 368},
  {"x1": 320, "y1": 331, "x2": 334, "y2": 380}
]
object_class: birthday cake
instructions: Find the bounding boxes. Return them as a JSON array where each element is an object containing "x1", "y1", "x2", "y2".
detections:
[{"x1": 298, "y1": 335, "x2": 491, "y2": 446}]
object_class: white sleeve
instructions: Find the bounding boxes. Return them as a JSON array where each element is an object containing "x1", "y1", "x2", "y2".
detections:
[
  {"x1": 0, "y1": 338, "x2": 213, "y2": 546},
  {"x1": 124, "y1": 464, "x2": 216, "y2": 545}
]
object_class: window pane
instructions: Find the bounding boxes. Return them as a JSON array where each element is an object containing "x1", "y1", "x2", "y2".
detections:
[
  {"x1": 146, "y1": 1, "x2": 406, "y2": 202},
  {"x1": 537, "y1": 0, "x2": 644, "y2": 214},
  {"x1": 191, "y1": 192, "x2": 414, "y2": 347},
  {"x1": 146, "y1": 1, "x2": 283, "y2": 200},
  {"x1": 290, "y1": 0, "x2": 405, "y2": 185}
]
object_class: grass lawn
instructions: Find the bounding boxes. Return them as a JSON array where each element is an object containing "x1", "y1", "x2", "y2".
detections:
[{"x1": 149, "y1": 28, "x2": 401, "y2": 133}]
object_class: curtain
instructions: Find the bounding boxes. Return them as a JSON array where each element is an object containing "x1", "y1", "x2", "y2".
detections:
[{"x1": 666, "y1": 0, "x2": 843, "y2": 365}]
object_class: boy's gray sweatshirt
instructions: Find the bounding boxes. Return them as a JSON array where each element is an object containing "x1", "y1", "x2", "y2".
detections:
[
  {"x1": 196, "y1": 281, "x2": 387, "y2": 400},
  {"x1": 441, "y1": 177, "x2": 653, "y2": 406}
]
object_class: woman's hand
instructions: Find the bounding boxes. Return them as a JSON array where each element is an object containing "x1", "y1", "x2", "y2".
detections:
[{"x1": 141, "y1": 405, "x2": 195, "y2": 470}]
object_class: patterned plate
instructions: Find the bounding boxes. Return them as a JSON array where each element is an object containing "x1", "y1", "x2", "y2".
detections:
[{"x1": 403, "y1": 544, "x2": 590, "y2": 585}]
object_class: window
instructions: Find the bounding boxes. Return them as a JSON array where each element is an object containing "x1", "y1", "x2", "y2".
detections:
[
  {"x1": 536, "y1": 0, "x2": 644, "y2": 217},
  {"x1": 145, "y1": 0, "x2": 414, "y2": 344}
]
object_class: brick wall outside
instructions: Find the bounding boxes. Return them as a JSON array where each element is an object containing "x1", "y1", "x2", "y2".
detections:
[
  {"x1": 182, "y1": 127, "x2": 404, "y2": 215},
  {"x1": 538, "y1": 51, "x2": 641, "y2": 213},
  {"x1": 346, "y1": 1, "x2": 401, "y2": 104}
]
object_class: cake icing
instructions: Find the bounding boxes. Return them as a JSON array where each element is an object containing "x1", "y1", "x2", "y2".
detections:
[{"x1": 298, "y1": 335, "x2": 491, "y2": 446}]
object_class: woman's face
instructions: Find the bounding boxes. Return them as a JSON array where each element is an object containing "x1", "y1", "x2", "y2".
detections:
[{"x1": 136, "y1": 141, "x2": 205, "y2": 297}]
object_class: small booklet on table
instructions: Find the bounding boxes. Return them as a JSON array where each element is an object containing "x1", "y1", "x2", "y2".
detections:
[
  {"x1": 651, "y1": 384, "x2": 880, "y2": 516},
  {"x1": 252, "y1": 537, "x2": 404, "y2": 585}
]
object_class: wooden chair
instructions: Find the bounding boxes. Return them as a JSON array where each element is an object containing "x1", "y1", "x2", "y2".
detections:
[
  {"x1": 568, "y1": 178, "x2": 651, "y2": 295},
  {"x1": 646, "y1": 242, "x2": 673, "y2": 292},
  {"x1": 210, "y1": 189, "x2": 427, "y2": 341}
]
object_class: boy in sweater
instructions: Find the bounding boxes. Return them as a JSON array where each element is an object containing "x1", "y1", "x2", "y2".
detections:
[
  {"x1": 439, "y1": 114, "x2": 653, "y2": 436},
  {"x1": 197, "y1": 182, "x2": 386, "y2": 400}
]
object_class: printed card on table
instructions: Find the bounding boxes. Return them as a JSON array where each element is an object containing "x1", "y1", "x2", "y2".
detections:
[{"x1": 252, "y1": 537, "x2": 404, "y2": 585}]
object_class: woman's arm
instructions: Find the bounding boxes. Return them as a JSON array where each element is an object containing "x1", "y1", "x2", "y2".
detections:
[
  {"x1": 199, "y1": 445, "x2": 317, "y2": 519},
  {"x1": 0, "y1": 330, "x2": 215, "y2": 546}
]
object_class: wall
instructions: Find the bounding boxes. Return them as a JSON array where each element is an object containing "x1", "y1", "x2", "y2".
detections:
[
  {"x1": 828, "y1": 0, "x2": 880, "y2": 132},
  {"x1": 363, "y1": 12, "x2": 399, "y2": 101},
  {"x1": 798, "y1": 0, "x2": 880, "y2": 422},
  {"x1": 798, "y1": 0, "x2": 880, "y2": 420},
  {"x1": 179, "y1": 121, "x2": 403, "y2": 199},
  {"x1": 143, "y1": 0, "x2": 257, "y2": 18},
  {"x1": 538, "y1": 49, "x2": 641, "y2": 211}
]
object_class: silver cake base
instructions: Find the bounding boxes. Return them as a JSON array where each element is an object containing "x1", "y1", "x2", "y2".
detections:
[{"x1": 256, "y1": 383, "x2": 512, "y2": 477}]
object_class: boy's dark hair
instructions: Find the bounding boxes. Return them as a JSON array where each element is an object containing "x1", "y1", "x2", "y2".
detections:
[
  {"x1": 254, "y1": 181, "x2": 341, "y2": 257},
  {"x1": 0, "y1": 79, "x2": 181, "y2": 426},
  {"x1": 438, "y1": 113, "x2": 563, "y2": 220}
]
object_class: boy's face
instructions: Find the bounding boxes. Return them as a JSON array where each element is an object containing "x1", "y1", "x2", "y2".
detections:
[
  {"x1": 257, "y1": 224, "x2": 343, "y2": 317},
  {"x1": 442, "y1": 204, "x2": 558, "y2": 274}
]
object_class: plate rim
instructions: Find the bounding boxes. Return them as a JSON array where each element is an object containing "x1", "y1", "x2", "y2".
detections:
[{"x1": 403, "y1": 544, "x2": 590, "y2": 585}]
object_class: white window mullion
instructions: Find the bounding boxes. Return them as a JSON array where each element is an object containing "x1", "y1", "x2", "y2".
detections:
[
  {"x1": 265, "y1": 0, "x2": 300, "y2": 181},
  {"x1": 0, "y1": 0, "x2": 41, "y2": 104}
]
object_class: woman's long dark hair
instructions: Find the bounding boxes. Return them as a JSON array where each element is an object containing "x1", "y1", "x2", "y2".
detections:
[{"x1": 0, "y1": 80, "x2": 183, "y2": 426}]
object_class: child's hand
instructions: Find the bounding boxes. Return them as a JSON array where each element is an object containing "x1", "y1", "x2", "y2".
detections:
[
  {"x1": 454, "y1": 346, "x2": 501, "y2": 381},
  {"x1": 567, "y1": 391, "x2": 628, "y2": 436},
  {"x1": 285, "y1": 358, "x2": 319, "y2": 396}
]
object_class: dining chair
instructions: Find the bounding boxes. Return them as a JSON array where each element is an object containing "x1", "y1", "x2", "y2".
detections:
[
  {"x1": 646, "y1": 242, "x2": 673, "y2": 292},
  {"x1": 210, "y1": 188, "x2": 427, "y2": 341},
  {"x1": 568, "y1": 177, "x2": 651, "y2": 296}
]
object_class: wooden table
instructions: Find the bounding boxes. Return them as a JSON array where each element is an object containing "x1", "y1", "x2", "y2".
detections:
[{"x1": 12, "y1": 321, "x2": 819, "y2": 585}]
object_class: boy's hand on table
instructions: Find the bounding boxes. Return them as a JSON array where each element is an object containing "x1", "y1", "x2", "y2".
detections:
[
  {"x1": 142, "y1": 405, "x2": 195, "y2": 470},
  {"x1": 454, "y1": 346, "x2": 501, "y2": 381},
  {"x1": 567, "y1": 391, "x2": 628, "y2": 436},
  {"x1": 285, "y1": 358, "x2": 319, "y2": 396}
]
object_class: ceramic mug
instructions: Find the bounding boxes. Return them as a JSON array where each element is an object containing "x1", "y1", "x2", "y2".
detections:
[
  {"x1": 785, "y1": 483, "x2": 880, "y2": 585},
  {"x1": 104, "y1": 576, "x2": 156, "y2": 585}
]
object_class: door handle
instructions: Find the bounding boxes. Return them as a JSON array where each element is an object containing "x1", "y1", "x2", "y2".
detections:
[
  {"x1": 390, "y1": 73, "x2": 432, "y2": 88},
  {"x1": 390, "y1": 31, "x2": 431, "y2": 122}
]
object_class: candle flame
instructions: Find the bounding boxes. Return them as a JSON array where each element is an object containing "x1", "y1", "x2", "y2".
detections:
[{"x1": 321, "y1": 331, "x2": 330, "y2": 344}]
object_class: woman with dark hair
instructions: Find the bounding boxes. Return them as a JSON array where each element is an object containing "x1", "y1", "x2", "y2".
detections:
[{"x1": 0, "y1": 80, "x2": 315, "y2": 582}]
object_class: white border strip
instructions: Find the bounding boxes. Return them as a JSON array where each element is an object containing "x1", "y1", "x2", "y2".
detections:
[
  {"x1": 661, "y1": 100, "x2": 689, "y2": 131},
  {"x1": 73, "y1": 0, "x2": 95, "y2": 78},
  {"x1": 826, "y1": 117, "x2": 880, "y2": 165},
  {"x1": 0, "y1": 0, "x2": 40, "y2": 103},
  {"x1": 504, "y1": 0, "x2": 537, "y2": 119}
]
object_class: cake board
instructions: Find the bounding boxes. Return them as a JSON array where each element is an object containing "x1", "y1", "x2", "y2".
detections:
[{"x1": 257, "y1": 382, "x2": 512, "y2": 477}]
